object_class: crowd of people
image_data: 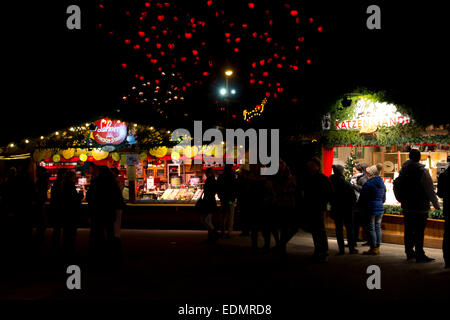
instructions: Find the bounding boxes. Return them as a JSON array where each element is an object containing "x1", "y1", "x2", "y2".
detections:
[
  {"x1": 0, "y1": 164, "x2": 124, "y2": 264},
  {"x1": 197, "y1": 150, "x2": 449, "y2": 267},
  {"x1": 0, "y1": 149, "x2": 448, "y2": 268}
]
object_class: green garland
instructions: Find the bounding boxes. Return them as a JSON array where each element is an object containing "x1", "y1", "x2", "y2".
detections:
[
  {"x1": 323, "y1": 89, "x2": 450, "y2": 147},
  {"x1": 384, "y1": 205, "x2": 444, "y2": 220}
]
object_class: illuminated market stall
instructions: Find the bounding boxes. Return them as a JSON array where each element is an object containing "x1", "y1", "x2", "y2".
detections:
[
  {"x1": 321, "y1": 93, "x2": 449, "y2": 210},
  {"x1": 1, "y1": 118, "x2": 242, "y2": 206}
]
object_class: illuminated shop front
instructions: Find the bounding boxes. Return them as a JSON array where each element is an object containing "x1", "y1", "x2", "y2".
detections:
[
  {"x1": 3, "y1": 118, "x2": 242, "y2": 205},
  {"x1": 321, "y1": 94, "x2": 449, "y2": 208}
]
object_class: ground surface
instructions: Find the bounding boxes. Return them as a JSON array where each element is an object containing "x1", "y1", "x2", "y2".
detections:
[{"x1": 1, "y1": 229, "x2": 449, "y2": 316}]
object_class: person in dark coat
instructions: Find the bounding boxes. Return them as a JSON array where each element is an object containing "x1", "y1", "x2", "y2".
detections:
[
  {"x1": 87, "y1": 166, "x2": 124, "y2": 260},
  {"x1": 303, "y1": 157, "x2": 333, "y2": 263},
  {"x1": 217, "y1": 164, "x2": 237, "y2": 238},
  {"x1": 437, "y1": 164, "x2": 450, "y2": 268},
  {"x1": 350, "y1": 163, "x2": 369, "y2": 244},
  {"x1": 272, "y1": 159, "x2": 296, "y2": 255},
  {"x1": 395, "y1": 149, "x2": 441, "y2": 262},
  {"x1": 359, "y1": 164, "x2": 386, "y2": 255},
  {"x1": 35, "y1": 166, "x2": 49, "y2": 246},
  {"x1": 199, "y1": 168, "x2": 218, "y2": 243},
  {"x1": 330, "y1": 165, "x2": 358, "y2": 255},
  {"x1": 60, "y1": 171, "x2": 81, "y2": 256},
  {"x1": 50, "y1": 169, "x2": 67, "y2": 250},
  {"x1": 236, "y1": 165, "x2": 250, "y2": 236}
]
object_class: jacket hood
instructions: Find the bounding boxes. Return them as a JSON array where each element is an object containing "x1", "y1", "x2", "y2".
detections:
[
  {"x1": 367, "y1": 176, "x2": 385, "y2": 188},
  {"x1": 401, "y1": 159, "x2": 424, "y2": 173}
]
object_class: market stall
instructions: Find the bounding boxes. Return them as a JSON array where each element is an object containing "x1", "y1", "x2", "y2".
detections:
[
  {"x1": 1, "y1": 118, "x2": 242, "y2": 207},
  {"x1": 321, "y1": 93, "x2": 449, "y2": 208}
]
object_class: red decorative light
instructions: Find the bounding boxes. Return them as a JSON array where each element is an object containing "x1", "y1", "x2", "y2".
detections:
[
  {"x1": 124, "y1": 39, "x2": 131, "y2": 44},
  {"x1": 235, "y1": 37, "x2": 241, "y2": 43},
  {"x1": 121, "y1": 63, "x2": 127, "y2": 68},
  {"x1": 306, "y1": 59, "x2": 311, "y2": 64},
  {"x1": 262, "y1": 72, "x2": 269, "y2": 77},
  {"x1": 157, "y1": 15, "x2": 165, "y2": 21},
  {"x1": 185, "y1": 33, "x2": 192, "y2": 39},
  {"x1": 290, "y1": 10, "x2": 298, "y2": 16},
  {"x1": 225, "y1": 32, "x2": 231, "y2": 38},
  {"x1": 192, "y1": 49, "x2": 198, "y2": 55},
  {"x1": 318, "y1": 26, "x2": 323, "y2": 32},
  {"x1": 138, "y1": 31, "x2": 145, "y2": 37},
  {"x1": 248, "y1": 2, "x2": 255, "y2": 9}
]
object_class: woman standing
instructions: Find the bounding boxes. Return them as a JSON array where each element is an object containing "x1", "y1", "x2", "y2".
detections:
[
  {"x1": 358, "y1": 164, "x2": 386, "y2": 255},
  {"x1": 350, "y1": 164, "x2": 369, "y2": 244},
  {"x1": 200, "y1": 168, "x2": 218, "y2": 243}
]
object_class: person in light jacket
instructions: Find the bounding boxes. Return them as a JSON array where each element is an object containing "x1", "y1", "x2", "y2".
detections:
[{"x1": 358, "y1": 164, "x2": 386, "y2": 255}]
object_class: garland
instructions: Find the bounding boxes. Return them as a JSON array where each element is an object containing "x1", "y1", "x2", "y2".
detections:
[{"x1": 384, "y1": 205, "x2": 444, "y2": 220}]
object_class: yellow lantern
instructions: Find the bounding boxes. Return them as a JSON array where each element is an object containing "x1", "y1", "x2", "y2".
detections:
[
  {"x1": 62, "y1": 148, "x2": 75, "y2": 160},
  {"x1": 139, "y1": 152, "x2": 148, "y2": 161},
  {"x1": 120, "y1": 154, "x2": 127, "y2": 165},
  {"x1": 149, "y1": 146, "x2": 168, "y2": 158},
  {"x1": 92, "y1": 148, "x2": 109, "y2": 160},
  {"x1": 171, "y1": 150, "x2": 180, "y2": 161},
  {"x1": 79, "y1": 153, "x2": 88, "y2": 162},
  {"x1": 111, "y1": 152, "x2": 120, "y2": 162},
  {"x1": 41, "y1": 149, "x2": 52, "y2": 160},
  {"x1": 53, "y1": 154, "x2": 61, "y2": 163}
]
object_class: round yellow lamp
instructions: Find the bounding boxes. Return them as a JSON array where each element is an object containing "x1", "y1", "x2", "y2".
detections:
[
  {"x1": 53, "y1": 154, "x2": 61, "y2": 163},
  {"x1": 92, "y1": 148, "x2": 109, "y2": 161},
  {"x1": 79, "y1": 154, "x2": 88, "y2": 162}
]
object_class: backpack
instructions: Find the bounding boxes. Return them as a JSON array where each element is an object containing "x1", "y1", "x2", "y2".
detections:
[{"x1": 393, "y1": 168, "x2": 425, "y2": 203}]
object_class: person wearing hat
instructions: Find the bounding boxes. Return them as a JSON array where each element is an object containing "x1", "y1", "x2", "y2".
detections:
[
  {"x1": 358, "y1": 163, "x2": 386, "y2": 255},
  {"x1": 330, "y1": 164, "x2": 358, "y2": 254}
]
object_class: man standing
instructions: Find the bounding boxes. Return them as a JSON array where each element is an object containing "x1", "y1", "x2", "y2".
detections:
[
  {"x1": 437, "y1": 162, "x2": 449, "y2": 268},
  {"x1": 394, "y1": 149, "x2": 441, "y2": 262},
  {"x1": 303, "y1": 157, "x2": 333, "y2": 263}
]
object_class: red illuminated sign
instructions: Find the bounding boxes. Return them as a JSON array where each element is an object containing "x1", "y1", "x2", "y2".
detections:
[{"x1": 93, "y1": 119, "x2": 127, "y2": 145}]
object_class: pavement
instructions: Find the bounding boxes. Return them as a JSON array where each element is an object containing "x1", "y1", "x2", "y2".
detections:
[{"x1": 1, "y1": 229, "x2": 449, "y2": 315}]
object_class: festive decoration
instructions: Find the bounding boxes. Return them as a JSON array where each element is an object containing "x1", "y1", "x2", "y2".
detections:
[
  {"x1": 111, "y1": 152, "x2": 121, "y2": 161},
  {"x1": 92, "y1": 148, "x2": 109, "y2": 160},
  {"x1": 95, "y1": 1, "x2": 324, "y2": 120},
  {"x1": 79, "y1": 154, "x2": 88, "y2": 162},
  {"x1": 53, "y1": 154, "x2": 61, "y2": 163},
  {"x1": 344, "y1": 152, "x2": 359, "y2": 181},
  {"x1": 62, "y1": 148, "x2": 75, "y2": 160},
  {"x1": 149, "y1": 146, "x2": 168, "y2": 158},
  {"x1": 243, "y1": 97, "x2": 268, "y2": 122}
]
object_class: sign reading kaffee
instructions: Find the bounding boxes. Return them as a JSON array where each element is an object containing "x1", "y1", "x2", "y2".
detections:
[{"x1": 93, "y1": 119, "x2": 127, "y2": 145}]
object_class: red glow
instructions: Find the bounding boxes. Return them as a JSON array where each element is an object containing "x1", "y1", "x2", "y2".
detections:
[
  {"x1": 276, "y1": 64, "x2": 282, "y2": 68},
  {"x1": 234, "y1": 48, "x2": 239, "y2": 52},
  {"x1": 318, "y1": 26, "x2": 323, "y2": 32},
  {"x1": 185, "y1": 33, "x2": 192, "y2": 39},
  {"x1": 290, "y1": 10, "x2": 298, "y2": 16},
  {"x1": 225, "y1": 32, "x2": 231, "y2": 38},
  {"x1": 248, "y1": 3, "x2": 255, "y2": 9},
  {"x1": 138, "y1": 31, "x2": 145, "y2": 37},
  {"x1": 121, "y1": 63, "x2": 127, "y2": 68},
  {"x1": 242, "y1": 24, "x2": 248, "y2": 28},
  {"x1": 262, "y1": 72, "x2": 269, "y2": 77},
  {"x1": 157, "y1": 15, "x2": 165, "y2": 21},
  {"x1": 145, "y1": 2, "x2": 150, "y2": 7},
  {"x1": 124, "y1": 39, "x2": 131, "y2": 44},
  {"x1": 235, "y1": 37, "x2": 241, "y2": 43},
  {"x1": 259, "y1": 59, "x2": 265, "y2": 66},
  {"x1": 306, "y1": 59, "x2": 311, "y2": 64},
  {"x1": 192, "y1": 49, "x2": 198, "y2": 55}
]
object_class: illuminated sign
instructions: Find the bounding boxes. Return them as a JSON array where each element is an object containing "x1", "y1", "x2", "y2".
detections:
[
  {"x1": 334, "y1": 98, "x2": 411, "y2": 132},
  {"x1": 93, "y1": 119, "x2": 127, "y2": 145}
]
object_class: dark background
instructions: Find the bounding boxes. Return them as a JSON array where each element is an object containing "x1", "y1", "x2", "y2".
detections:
[{"x1": 1, "y1": 1, "x2": 447, "y2": 145}]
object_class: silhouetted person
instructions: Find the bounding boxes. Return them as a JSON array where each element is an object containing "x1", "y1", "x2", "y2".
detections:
[
  {"x1": 245, "y1": 164, "x2": 277, "y2": 251},
  {"x1": 14, "y1": 167, "x2": 35, "y2": 254},
  {"x1": 87, "y1": 166, "x2": 124, "y2": 262},
  {"x1": 394, "y1": 149, "x2": 441, "y2": 262},
  {"x1": 359, "y1": 164, "x2": 386, "y2": 255},
  {"x1": 199, "y1": 168, "x2": 218, "y2": 243},
  {"x1": 437, "y1": 164, "x2": 450, "y2": 268},
  {"x1": 350, "y1": 163, "x2": 369, "y2": 244},
  {"x1": 217, "y1": 164, "x2": 237, "y2": 238},
  {"x1": 60, "y1": 171, "x2": 81, "y2": 257},
  {"x1": 50, "y1": 169, "x2": 67, "y2": 251},
  {"x1": 273, "y1": 159, "x2": 296, "y2": 255},
  {"x1": 330, "y1": 165, "x2": 358, "y2": 255},
  {"x1": 35, "y1": 166, "x2": 49, "y2": 246},
  {"x1": 236, "y1": 165, "x2": 250, "y2": 236},
  {"x1": 303, "y1": 157, "x2": 332, "y2": 263}
]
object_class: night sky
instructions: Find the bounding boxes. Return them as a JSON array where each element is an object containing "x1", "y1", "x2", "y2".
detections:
[{"x1": 1, "y1": 1, "x2": 446, "y2": 145}]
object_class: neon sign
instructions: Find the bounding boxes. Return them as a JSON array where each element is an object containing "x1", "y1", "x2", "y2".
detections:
[{"x1": 93, "y1": 119, "x2": 127, "y2": 145}]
